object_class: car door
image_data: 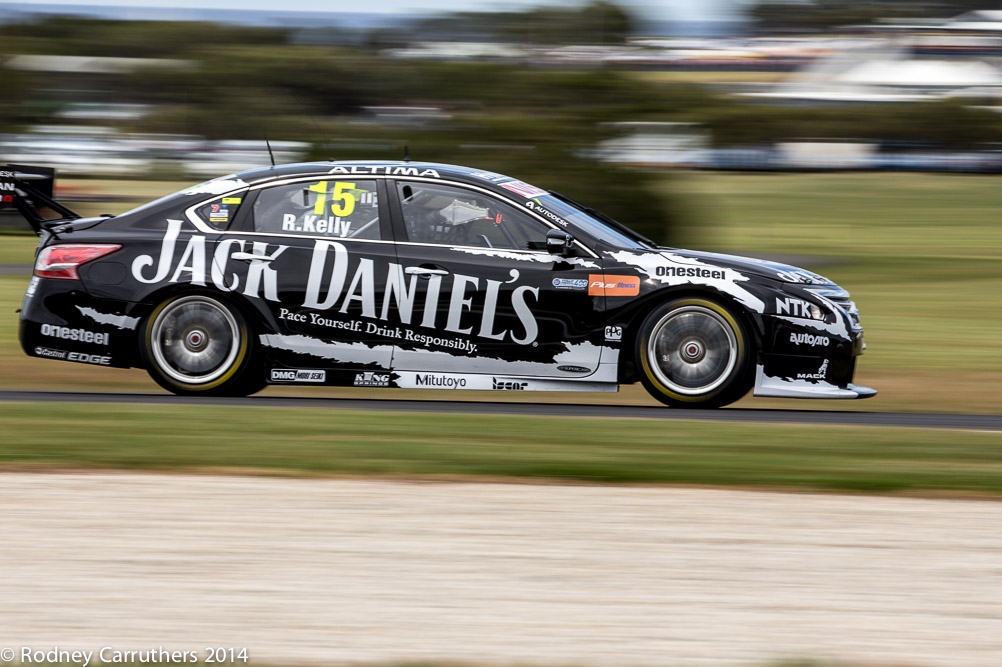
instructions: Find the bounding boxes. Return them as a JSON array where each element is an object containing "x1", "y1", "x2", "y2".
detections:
[
  {"x1": 227, "y1": 175, "x2": 400, "y2": 381},
  {"x1": 386, "y1": 178, "x2": 605, "y2": 378}
]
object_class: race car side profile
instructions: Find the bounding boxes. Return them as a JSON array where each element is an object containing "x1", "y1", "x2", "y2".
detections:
[{"x1": 6, "y1": 160, "x2": 875, "y2": 408}]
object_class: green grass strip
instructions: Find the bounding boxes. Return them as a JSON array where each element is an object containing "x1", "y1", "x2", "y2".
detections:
[{"x1": 1, "y1": 402, "x2": 1000, "y2": 494}]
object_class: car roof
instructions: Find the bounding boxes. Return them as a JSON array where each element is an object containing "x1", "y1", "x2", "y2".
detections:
[{"x1": 231, "y1": 160, "x2": 536, "y2": 193}]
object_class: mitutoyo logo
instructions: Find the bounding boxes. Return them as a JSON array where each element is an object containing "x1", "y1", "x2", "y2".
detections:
[{"x1": 415, "y1": 374, "x2": 466, "y2": 388}]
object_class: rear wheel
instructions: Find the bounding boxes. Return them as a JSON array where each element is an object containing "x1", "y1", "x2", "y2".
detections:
[
  {"x1": 141, "y1": 294, "x2": 265, "y2": 396},
  {"x1": 636, "y1": 297, "x2": 753, "y2": 409}
]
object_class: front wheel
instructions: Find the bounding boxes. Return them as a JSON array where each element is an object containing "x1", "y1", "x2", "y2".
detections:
[
  {"x1": 141, "y1": 293, "x2": 265, "y2": 396},
  {"x1": 636, "y1": 297, "x2": 753, "y2": 409}
]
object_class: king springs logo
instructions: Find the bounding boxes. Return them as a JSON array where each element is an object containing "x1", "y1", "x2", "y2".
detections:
[{"x1": 131, "y1": 219, "x2": 540, "y2": 346}]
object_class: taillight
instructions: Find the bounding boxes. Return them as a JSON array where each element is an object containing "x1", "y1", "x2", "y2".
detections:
[{"x1": 34, "y1": 244, "x2": 122, "y2": 280}]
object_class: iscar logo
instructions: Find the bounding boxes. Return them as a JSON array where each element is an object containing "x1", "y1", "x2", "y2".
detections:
[{"x1": 588, "y1": 274, "x2": 640, "y2": 297}]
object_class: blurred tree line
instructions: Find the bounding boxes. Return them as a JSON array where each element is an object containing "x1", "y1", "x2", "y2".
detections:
[
  {"x1": 2, "y1": 2, "x2": 1002, "y2": 243},
  {"x1": 748, "y1": 0, "x2": 1001, "y2": 33}
]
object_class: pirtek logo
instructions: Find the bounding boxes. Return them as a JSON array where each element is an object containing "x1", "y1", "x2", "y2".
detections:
[{"x1": 588, "y1": 274, "x2": 640, "y2": 297}]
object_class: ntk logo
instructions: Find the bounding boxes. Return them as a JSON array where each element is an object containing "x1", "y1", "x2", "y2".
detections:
[{"x1": 776, "y1": 297, "x2": 822, "y2": 320}]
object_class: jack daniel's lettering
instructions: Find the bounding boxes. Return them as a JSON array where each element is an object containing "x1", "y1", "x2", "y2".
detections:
[{"x1": 132, "y1": 220, "x2": 540, "y2": 345}]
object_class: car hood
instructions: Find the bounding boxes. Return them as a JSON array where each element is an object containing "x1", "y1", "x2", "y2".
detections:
[{"x1": 659, "y1": 247, "x2": 835, "y2": 286}]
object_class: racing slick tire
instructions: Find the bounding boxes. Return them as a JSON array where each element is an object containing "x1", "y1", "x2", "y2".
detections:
[
  {"x1": 636, "y1": 297, "x2": 753, "y2": 409},
  {"x1": 140, "y1": 293, "x2": 266, "y2": 397}
]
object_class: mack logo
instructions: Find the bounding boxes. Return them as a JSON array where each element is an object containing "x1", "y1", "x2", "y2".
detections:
[
  {"x1": 790, "y1": 332, "x2": 829, "y2": 347},
  {"x1": 354, "y1": 372, "x2": 390, "y2": 387},
  {"x1": 270, "y1": 369, "x2": 326, "y2": 383},
  {"x1": 415, "y1": 374, "x2": 467, "y2": 388},
  {"x1": 41, "y1": 323, "x2": 109, "y2": 345},
  {"x1": 777, "y1": 297, "x2": 822, "y2": 320},
  {"x1": 133, "y1": 220, "x2": 541, "y2": 346},
  {"x1": 797, "y1": 359, "x2": 829, "y2": 380},
  {"x1": 493, "y1": 377, "x2": 528, "y2": 390}
]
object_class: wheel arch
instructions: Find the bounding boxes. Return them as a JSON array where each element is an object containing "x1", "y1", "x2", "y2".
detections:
[
  {"x1": 131, "y1": 285, "x2": 280, "y2": 369},
  {"x1": 616, "y1": 285, "x2": 764, "y2": 384}
]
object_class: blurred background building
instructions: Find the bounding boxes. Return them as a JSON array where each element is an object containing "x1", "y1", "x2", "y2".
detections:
[{"x1": 1, "y1": 0, "x2": 1001, "y2": 234}]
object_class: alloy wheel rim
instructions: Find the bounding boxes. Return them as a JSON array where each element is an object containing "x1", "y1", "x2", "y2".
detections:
[
  {"x1": 647, "y1": 305, "x2": 738, "y2": 395},
  {"x1": 151, "y1": 296, "x2": 240, "y2": 384}
]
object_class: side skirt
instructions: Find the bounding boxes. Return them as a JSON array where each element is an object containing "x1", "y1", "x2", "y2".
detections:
[
  {"x1": 393, "y1": 372, "x2": 619, "y2": 393},
  {"x1": 267, "y1": 367, "x2": 619, "y2": 392}
]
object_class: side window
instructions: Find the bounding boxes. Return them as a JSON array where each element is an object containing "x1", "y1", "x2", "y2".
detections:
[
  {"x1": 396, "y1": 182, "x2": 549, "y2": 250},
  {"x1": 252, "y1": 179, "x2": 381, "y2": 239},
  {"x1": 195, "y1": 192, "x2": 246, "y2": 230}
]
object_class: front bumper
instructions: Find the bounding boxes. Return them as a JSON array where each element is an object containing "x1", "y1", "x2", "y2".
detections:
[
  {"x1": 752, "y1": 283, "x2": 875, "y2": 399},
  {"x1": 753, "y1": 365, "x2": 877, "y2": 399}
]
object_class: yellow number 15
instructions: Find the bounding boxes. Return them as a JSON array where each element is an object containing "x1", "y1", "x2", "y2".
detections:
[{"x1": 309, "y1": 181, "x2": 356, "y2": 217}]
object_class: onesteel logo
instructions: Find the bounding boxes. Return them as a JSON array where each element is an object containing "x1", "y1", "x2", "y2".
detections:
[{"x1": 40, "y1": 324, "x2": 109, "y2": 345}]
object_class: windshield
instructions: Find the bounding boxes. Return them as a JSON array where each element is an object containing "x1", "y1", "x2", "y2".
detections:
[{"x1": 536, "y1": 192, "x2": 654, "y2": 250}]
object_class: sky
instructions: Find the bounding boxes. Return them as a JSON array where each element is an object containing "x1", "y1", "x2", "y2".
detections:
[{"x1": 6, "y1": 0, "x2": 744, "y2": 23}]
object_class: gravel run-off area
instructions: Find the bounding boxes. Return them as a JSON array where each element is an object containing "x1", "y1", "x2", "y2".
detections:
[{"x1": 1, "y1": 472, "x2": 1001, "y2": 666}]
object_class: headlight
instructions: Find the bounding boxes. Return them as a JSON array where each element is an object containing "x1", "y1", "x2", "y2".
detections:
[{"x1": 807, "y1": 287, "x2": 861, "y2": 330}]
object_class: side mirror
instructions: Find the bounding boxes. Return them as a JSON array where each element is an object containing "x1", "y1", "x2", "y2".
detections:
[{"x1": 545, "y1": 229, "x2": 574, "y2": 256}]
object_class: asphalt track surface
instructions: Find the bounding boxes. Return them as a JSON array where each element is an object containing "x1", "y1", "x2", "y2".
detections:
[{"x1": 2, "y1": 389, "x2": 1001, "y2": 431}]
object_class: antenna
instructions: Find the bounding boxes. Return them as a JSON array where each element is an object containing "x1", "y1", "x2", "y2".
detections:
[
  {"x1": 403, "y1": 144, "x2": 410, "y2": 162},
  {"x1": 265, "y1": 138, "x2": 276, "y2": 168}
]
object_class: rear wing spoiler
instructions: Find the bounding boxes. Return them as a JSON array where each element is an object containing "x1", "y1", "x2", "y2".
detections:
[{"x1": 0, "y1": 164, "x2": 81, "y2": 235}]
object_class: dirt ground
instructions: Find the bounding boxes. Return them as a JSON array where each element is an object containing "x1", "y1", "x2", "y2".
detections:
[{"x1": 1, "y1": 473, "x2": 1000, "y2": 666}]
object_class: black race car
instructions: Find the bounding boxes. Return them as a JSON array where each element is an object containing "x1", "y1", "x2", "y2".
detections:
[{"x1": 5, "y1": 161, "x2": 874, "y2": 408}]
